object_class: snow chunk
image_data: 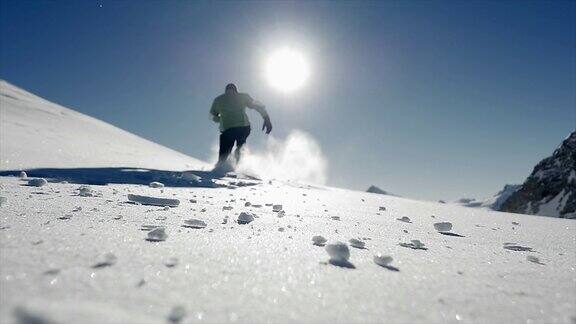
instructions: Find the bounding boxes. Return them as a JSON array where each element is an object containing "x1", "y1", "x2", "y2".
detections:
[
  {"x1": 503, "y1": 244, "x2": 533, "y2": 252},
  {"x1": 373, "y1": 254, "x2": 393, "y2": 266},
  {"x1": 349, "y1": 238, "x2": 366, "y2": 249},
  {"x1": 140, "y1": 224, "x2": 164, "y2": 231},
  {"x1": 146, "y1": 228, "x2": 168, "y2": 242},
  {"x1": 28, "y1": 178, "x2": 47, "y2": 187},
  {"x1": 77, "y1": 185, "x2": 94, "y2": 197},
  {"x1": 149, "y1": 181, "x2": 164, "y2": 188},
  {"x1": 325, "y1": 242, "x2": 350, "y2": 262},
  {"x1": 312, "y1": 235, "x2": 327, "y2": 246},
  {"x1": 92, "y1": 252, "x2": 117, "y2": 268},
  {"x1": 434, "y1": 222, "x2": 453, "y2": 232},
  {"x1": 167, "y1": 306, "x2": 186, "y2": 323},
  {"x1": 373, "y1": 254, "x2": 399, "y2": 271},
  {"x1": 164, "y1": 257, "x2": 179, "y2": 268},
  {"x1": 19, "y1": 171, "x2": 27, "y2": 179},
  {"x1": 183, "y1": 219, "x2": 207, "y2": 229},
  {"x1": 527, "y1": 255, "x2": 545, "y2": 265},
  {"x1": 272, "y1": 204, "x2": 283, "y2": 212},
  {"x1": 238, "y1": 212, "x2": 255, "y2": 224},
  {"x1": 128, "y1": 194, "x2": 180, "y2": 207},
  {"x1": 399, "y1": 240, "x2": 427, "y2": 250},
  {"x1": 396, "y1": 216, "x2": 411, "y2": 223},
  {"x1": 58, "y1": 214, "x2": 72, "y2": 220}
]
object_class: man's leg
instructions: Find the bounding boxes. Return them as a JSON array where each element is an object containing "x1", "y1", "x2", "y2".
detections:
[
  {"x1": 218, "y1": 129, "x2": 235, "y2": 165},
  {"x1": 234, "y1": 126, "x2": 251, "y2": 163}
]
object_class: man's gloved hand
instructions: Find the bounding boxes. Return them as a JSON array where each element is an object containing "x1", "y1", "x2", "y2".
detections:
[{"x1": 262, "y1": 116, "x2": 272, "y2": 134}]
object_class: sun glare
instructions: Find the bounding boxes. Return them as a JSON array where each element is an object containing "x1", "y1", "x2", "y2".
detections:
[{"x1": 265, "y1": 48, "x2": 310, "y2": 93}]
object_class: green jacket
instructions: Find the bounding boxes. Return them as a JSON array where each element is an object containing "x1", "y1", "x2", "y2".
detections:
[{"x1": 210, "y1": 92, "x2": 268, "y2": 132}]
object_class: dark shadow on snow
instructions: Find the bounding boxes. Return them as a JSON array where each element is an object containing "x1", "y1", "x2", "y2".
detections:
[
  {"x1": 327, "y1": 259, "x2": 356, "y2": 269},
  {"x1": 377, "y1": 264, "x2": 400, "y2": 272},
  {"x1": 0, "y1": 167, "x2": 254, "y2": 188},
  {"x1": 439, "y1": 232, "x2": 466, "y2": 237}
]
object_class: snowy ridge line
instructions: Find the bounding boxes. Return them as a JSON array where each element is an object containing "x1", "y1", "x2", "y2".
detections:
[{"x1": 1, "y1": 80, "x2": 208, "y2": 171}]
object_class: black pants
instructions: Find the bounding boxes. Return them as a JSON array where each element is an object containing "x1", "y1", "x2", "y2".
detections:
[{"x1": 219, "y1": 126, "x2": 251, "y2": 163}]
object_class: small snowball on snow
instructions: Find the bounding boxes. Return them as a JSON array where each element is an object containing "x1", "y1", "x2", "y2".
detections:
[
  {"x1": 526, "y1": 255, "x2": 544, "y2": 265},
  {"x1": 167, "y1": 306, "x2": 186, "y2": 323},
  {"x1": 149, "y1": 181, "x2": 165, "y2": 188},
  {"x1": 312, "y1": 235, "x2": 327, "y2": 246},
  {"x1": 272, "y1": 204, "x2": 283, "y2": 212},
  {"x1": 399, "y1": 240, "x2": 427, "y2": 250},
  {"x1": 238, "y1": 212, "x2": 255, "y2": 224},
  {"x1": 396, "y1": 216, "x2": 411, "y2": 223},
  {"x1": 434, "y1": 222, "x2": 453, "y2": 232},
  {"x1": 277, "y1": 210, "x2": 286, "y2": 218},
  {"x1": 411, "y1": 240, "x2": 425, "y2": 249},
  {"x1": 78, "y1": 185, "x2": 94, "y2": 197},
  {"x1": 183, "y1": 219, "x2": 207, "y2": 229},
  {"x1": 244, "y1": 201, "x2": 251, "y2": 207},
  {"x1": 164, "y1": 257, "x2": 179, "y2": 268},
  {"x1": 223, "y1": 206, "x2": 233, "y2": 210},
  {"x1": 379, "y1": 206, "x2": 386, "y2": 211},
  {"x1": 128, "y1": 194, "x2": 180, "y2": 207},
  {"x1": 325, "y1": 242, "x2": 350, "y2": 262},
  {"x1": 349, "y1": 238, "x2": 366, "y2": 249},
  {"x1": 28, "y1": 178, "x2": 47, "y2": 187},
  {"x1": 373, "y1": 254, "x2": 393, "y2": 267},
  {"x1": 92, "y1": 252, "x2": 117, "y2": 268},
  {"x1": 140, "y1": 224, "x2": 164, "y2": 231},
  {"x1": 147, "y1": 228, "x2": 168, "y2": 242},
  {"x1": 331, "y1": 216, "x2": 340, "y2": 221},
  {"x1": 19, "y1": 171, "x2": 28, "y2": 179}
]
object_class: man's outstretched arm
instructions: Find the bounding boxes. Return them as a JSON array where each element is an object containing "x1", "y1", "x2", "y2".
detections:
[{"x1": 246, "y1": 96, "x2": 272, "y2": 134}]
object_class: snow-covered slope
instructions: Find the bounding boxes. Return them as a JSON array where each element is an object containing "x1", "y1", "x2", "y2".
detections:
[
  {"x1": 500, "y1": 131, "x2": 576, "y2": 218},
  {"x1": 0, "y1": 82, "x2": 575, "y2": 323},
  {"x1": 0, "y1": 80, "x2": 207, "y2": 171}
]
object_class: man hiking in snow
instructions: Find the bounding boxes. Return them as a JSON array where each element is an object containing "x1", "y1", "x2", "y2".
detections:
[{"x1": 210, "y1": 83, "x2": 272, "y2": 172}]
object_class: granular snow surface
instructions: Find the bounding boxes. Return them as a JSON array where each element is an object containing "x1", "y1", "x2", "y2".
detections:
[{"x1": 1, "y1": 176, "x2": 574, "y2": 324}]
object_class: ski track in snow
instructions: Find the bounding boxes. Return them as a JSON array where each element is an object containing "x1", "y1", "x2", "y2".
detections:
[{"x1": 1, "y1": 176, "x2": 575, "y2": 324}]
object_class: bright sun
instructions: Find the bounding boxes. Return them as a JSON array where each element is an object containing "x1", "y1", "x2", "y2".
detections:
[{"x1": 265, "y1": 48, "x2": 310, "y2": 93}]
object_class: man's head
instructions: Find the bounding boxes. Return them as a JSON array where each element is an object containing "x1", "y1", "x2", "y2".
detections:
[{"x1": 225, "y1": 83, "x2": 238, "y2": 94}]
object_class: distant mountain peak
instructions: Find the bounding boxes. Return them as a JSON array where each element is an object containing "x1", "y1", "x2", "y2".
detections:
[
  {"x1": 366, "y1": 185, "x2": 397, "y2": 196},
  {"x1": 499, "y1": 131, "x2": 576, "y2": 218}
]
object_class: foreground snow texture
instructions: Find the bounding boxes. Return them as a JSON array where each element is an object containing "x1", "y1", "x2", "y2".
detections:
[{"x1": 0, "y1": 177, "x2": 575, "y2": 324}]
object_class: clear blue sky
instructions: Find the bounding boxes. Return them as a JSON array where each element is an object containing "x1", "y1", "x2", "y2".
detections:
[{"x1": 1, "y1": 0, "x2": 575, "y2": 201}]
